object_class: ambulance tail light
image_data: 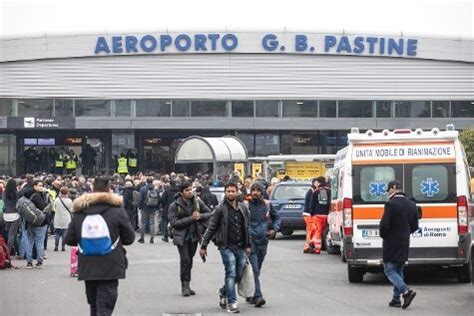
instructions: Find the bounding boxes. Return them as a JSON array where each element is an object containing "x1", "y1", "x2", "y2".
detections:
[
  {"x1": 457, "y1": 195, "x2": 468, "y2": 234},
  {"x1": 343, "y1": 198, "x2": 353, "y2": 236},
  {"x1": 393, "y1": 129, "x2": 411, "y2": 134}
]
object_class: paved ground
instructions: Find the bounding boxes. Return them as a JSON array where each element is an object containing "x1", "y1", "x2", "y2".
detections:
[{"x1": 1, "y1": 232, "x2": 473, "y2": 315}]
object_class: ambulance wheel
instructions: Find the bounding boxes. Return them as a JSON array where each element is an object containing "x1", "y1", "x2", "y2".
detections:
[
  {"x1": 281, "y1": 230, "x2": 294, "y2": 237},
  {"x1": 457, "y1": 255, "x2": 472, "y2": 283},
  {"x1": 348, "y1": 265, "x2": 364, "y2": 283},
  {"x1": 340, "y1": 235, "x2": 347, "y2": 262},
  {"x1": 324, "y1": 227, "x2": 339, "y2": 255}
]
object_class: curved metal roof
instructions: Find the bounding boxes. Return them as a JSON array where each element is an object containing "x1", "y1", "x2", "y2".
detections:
[{"x1": 175, "y1": 136, "x2": 248, "y2": 163}]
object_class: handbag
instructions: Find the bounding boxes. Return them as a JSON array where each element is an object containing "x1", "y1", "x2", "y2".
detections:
[{"x1": 237, "y1": 257, "x2": 255, "y2": 298}]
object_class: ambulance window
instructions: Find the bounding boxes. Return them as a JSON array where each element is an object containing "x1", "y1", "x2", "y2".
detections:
[
  {"x1": 411, "y1": 165, "x2": 448, "y2": 202},
  {"x1": 330, "y1": 170, "x2": 339, "y2": 200},
  {"x1": 359, "y1": 167, "x2": 395, "y2": 203}
]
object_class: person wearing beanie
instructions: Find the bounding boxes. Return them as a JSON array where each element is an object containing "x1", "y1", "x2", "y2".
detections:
[{"x1": 244, "y1": 181, "x2": 281, "y2": 307}]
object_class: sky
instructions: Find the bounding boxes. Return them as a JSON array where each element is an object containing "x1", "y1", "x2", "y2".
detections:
[{"x1": 0, "y1": 0, "x2": 473, "y2": 39}]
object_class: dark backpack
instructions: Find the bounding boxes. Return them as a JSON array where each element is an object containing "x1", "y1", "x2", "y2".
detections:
[
  {"x1": 16, "y1": 196, "x2": 47, "y2": 226},
  {"x1": 318, "y1": 188, "x2": 329, "y2": 206},
  {"x1": 0, "y1": 235, "x2": 12, "y2": 269},
  {"x1": 145, "y1": 189, "x2": 160, "y2": 207}
]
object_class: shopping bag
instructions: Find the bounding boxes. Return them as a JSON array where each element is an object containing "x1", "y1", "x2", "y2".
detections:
[
  {"x1": 70, "y1": 246, "x2": 79, "y2": 276},
  {"x1": 237, "y1": 258, "x2": 255, "y2": 298}
]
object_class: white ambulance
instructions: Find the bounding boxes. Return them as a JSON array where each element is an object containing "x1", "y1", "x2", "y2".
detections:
[{"x1": 325, "y1": 125, "x2": 473, "y2": 283}]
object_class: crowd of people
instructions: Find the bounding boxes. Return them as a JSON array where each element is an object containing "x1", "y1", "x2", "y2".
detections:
[{"x1": 0, "y1": 169, "x2": 283, "y2": 314}]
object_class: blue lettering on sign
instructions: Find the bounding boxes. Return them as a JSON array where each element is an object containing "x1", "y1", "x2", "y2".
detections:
[
  {"x1": 262, "y1": 34, "x2": 279, "y2": 51},
  {"x1": 93, "y1": 34, "x2": 418, "y2": 57},
  {"x1": 420, "y1": 178, "x2": 440, "y2": 197},
  {"x1": 369, "y1": 181, "x2": 387, "y2": 197}
]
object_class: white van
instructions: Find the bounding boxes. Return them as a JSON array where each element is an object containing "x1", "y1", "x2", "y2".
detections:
[{"x1": 325, "y1": 125, "x2": 473, "y2": 283}]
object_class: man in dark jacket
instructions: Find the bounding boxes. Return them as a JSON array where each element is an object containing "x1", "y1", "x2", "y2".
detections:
[
  {"x1": 24, "y1": 179, "x2": 50, "y2": 269},
  {"x1": 122, "y1": 181, "x2": 136, "y2": 229},
  {"x1": 199, "y1": 182, "x2": 252, "y2": 314},
  {"x1": 308, "y1": 176, "x2": 331, "y2": 254},
  {"x1": 379, "y1": 180, "x2": 419, "y2": 309},
  {"x1": 168, "y1": 181, "x2": 211, "y2": 297},
  {"x1": 160, "y1": 180, "x2": 179, "y2": 242},
  {"x1": 138, "y1": 177, "x2": 160, "y2": 243},
  {"x1": 200, "y1": 186, "x2": 219, "y2": 210},
  {"x1": 246, "y1": 181, "x2": 280, "y2": 308},
  {"x1": 303, "y1": 178, "x2": 318, "y2": 253},
  {"x1": 66, "y1": 176, "x2": 135, "y2": 316},
  {"x1": 80, "y1": 144, "x2": 97, "y2": 176}
]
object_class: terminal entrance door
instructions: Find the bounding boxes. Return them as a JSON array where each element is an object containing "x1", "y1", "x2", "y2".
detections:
[{"x1": 17, "y1": 132, "x2": 107, "y2": 176}]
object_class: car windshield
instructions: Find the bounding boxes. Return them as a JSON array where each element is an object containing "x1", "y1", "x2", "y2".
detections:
[{"x1": 272, "y1": 185, "x2": 309, "y2": 200}]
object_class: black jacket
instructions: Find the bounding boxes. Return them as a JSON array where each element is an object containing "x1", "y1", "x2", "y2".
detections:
[
  {"x1": 168, "y1": 195, "x2": 212, "y2": 246},
  {"x1": 379, "y1": 192, "x2": 419, "y2": 264},
  {"x1": 122, "y1": 187, "x2": 135, "y2": 211},
  {"x1": 309, "y1": 186, "x2": 331, "y2": 216},
  {"x1": 201, "y1": 200, "x2": 251, "y2": 251},
  {"x1": 24, "y1": 188, "x2": 49, "y2": 226},
  {"x1": 160, "y1": 184, "x2": 179, "y2": 217},
  {"x1": 201, "y1": 188, "x2": 219, "y2": 210},
  {"x1": 3, "y1": 193, "x2": 18, "y2": 214},
  {"x1": 65, "y1": 192, "x2": 135, "y2": 281}
]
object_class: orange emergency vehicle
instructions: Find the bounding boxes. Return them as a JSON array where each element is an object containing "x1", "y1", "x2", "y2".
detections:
[{"x1": 326, "y1": 125, "x2": 473, "y2": 283}]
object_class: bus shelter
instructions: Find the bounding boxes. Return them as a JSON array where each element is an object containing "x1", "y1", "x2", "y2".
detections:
[{"x1": 175, "y1": 136, "x2": 248, "y2": 179}]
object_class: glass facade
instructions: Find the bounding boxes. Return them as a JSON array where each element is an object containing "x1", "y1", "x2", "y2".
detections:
[
  {"x1": 191, "y1": 100, "x2": 227, "y2": 117},
  {"x1": 452, "y1": 101, "x2": 474, "y2": 117},
  {"x1": 282, "y1": 100, "x2": 317, "y2": 117},
  {"x1": 319, "y1": 101, "x2": 337, "y2": 117},
  {"x1": 0, "y1": 98, "x2": 471, "y2": 118},
  {"x1": 75, "y1": 100, "x2": 111, "y2": 117},
  {"x1": 395, "y1": 101, "x2": 431, "y2": 118},
  {"x1": 338, "y1": 100, "x2": 373, "y2": 118},
  {"x1": 232, "y1": 101, "x2": 254, "y2": 117},
  {"x1": 17, "y1": 99, "x2": 53, "y2": 117},
  {"x1": 136, "y1": 99, "x2": 171, "y2": 117},
  {"x1": 376, "y1": 101, "x2": 392, "y2": 118},
  {"x1": 256, "y1": 100, "x2": 279, "y2": 117}
]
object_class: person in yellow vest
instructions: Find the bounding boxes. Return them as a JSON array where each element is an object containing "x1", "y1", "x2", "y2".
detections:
[
  {"x1": 117, "y1": 152, "x2": 129, "y2": 176},
  {"x1": 55, "y1": 149, "x2": 65, "y2": 175},
  {"x1": 127, "y1": 149, "x2": 138, "y2": 175},
  {"x1": 65, "y1": 149, "x2": 79, "y2": 175}
]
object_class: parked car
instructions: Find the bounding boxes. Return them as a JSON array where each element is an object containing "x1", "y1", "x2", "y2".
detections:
[{"x1": 269, "y1": 181, "x2": 310, "y2": 236}]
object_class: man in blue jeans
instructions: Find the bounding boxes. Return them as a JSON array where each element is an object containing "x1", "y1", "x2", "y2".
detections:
[
  {"x1": 200, "y1": 182, "x2": 251, "y2": 314},
  {"x1": 379, "y1": 180, "x2": 419, "y2": 309},
  {"x1": 246, "y1": 181, "x2": 280, "y2": 308},
  {"x1": 24, "y1": 180, "x2": 50, "y2": 269}
]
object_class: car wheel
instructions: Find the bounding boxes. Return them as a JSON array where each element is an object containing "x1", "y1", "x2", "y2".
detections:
[
  {"x1": 281, "y1": 230, "x2": 294, "y2": 236},
  {"x1": 348, "y1": 265, "x2": 364, "y2": 283},
  {"x1": 324, "y1": 227, "x2": 340, "y2": 255}
]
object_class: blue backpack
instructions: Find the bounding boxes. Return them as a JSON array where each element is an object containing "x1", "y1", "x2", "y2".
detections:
[{"x1": 79, "y1": 214, "x2": 119, "y2": 256}]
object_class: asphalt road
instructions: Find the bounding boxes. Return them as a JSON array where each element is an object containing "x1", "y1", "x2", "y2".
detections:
[{"x1": 1, "y1": 232, "x2": 472, "y2": 315}]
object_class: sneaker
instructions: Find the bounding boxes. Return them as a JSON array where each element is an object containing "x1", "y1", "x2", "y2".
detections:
[
  {"x1": 138, "y1": 238, "x2": 144, "y2": 243},
  {"x1": 218, "y1": 290, "x2": 227, "y2": 309},
  {"x1": 162, "y1": 238, "x2": 169, "y2": 243},
  {"x1": 402, "y1": 289, "x2": 416, "y2": 309},
  {"x1": 150, "y1": 239, "x2": 154, "y2": 244},
  {"x1": 314, "y1": 249, "x2": 321, "y2": 254},
  {"x1": 54, "y1": 247, "x2": 58, "y2": 252},
  {"x1": 35, "y1": 262, "x2": 43, "y2": 269},
  {"x1": 227, "y1": 302, "x2": 239, "y2": 313},
  {"x1": 254, "y1": 297, "x2": 266, "y2": 308},
  {"x1": 388, "y1": 298, "x2": 402, "y2": 308},
  {"x1": 26, "y1": 262, "x2": 33, "y2": 269},
  {"x1": 62, "y1": 247, "x2": 66, "y2": 252},
  {"x1": 246, "y1": 297, "x2": 256, "y2": 304},
  {"x1": 43, "y1": 255, "x2": 48, "y2": 260}
]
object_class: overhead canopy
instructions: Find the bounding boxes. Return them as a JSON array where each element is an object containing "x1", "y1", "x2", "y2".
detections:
[{"x1": 175, "y1": 136, "x2": 248, "y2": 163}]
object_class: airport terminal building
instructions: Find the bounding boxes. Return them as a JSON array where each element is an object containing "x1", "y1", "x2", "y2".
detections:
[{"x1": 0, "y1": 31, "x2": 473, "y2": 175}]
